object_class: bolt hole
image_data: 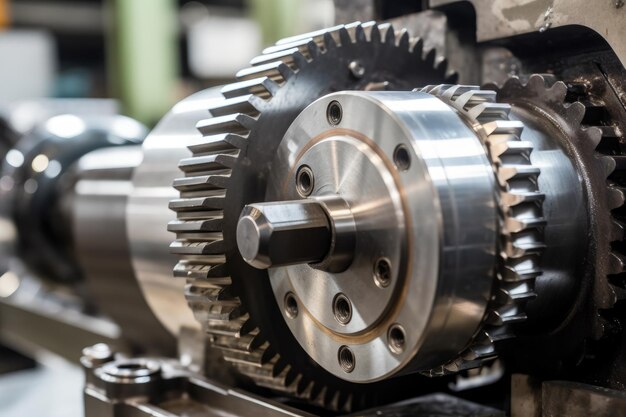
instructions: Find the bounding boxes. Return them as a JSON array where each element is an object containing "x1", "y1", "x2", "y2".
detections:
[
  {"x1": 327, "y1": 101, "x2": 342, "y2": 125},
  {"x1": 284, "y1": 292, "x2": 298, "y2": 319},
  {"x1": 388, "y1": 324, "x2": 406, "y2": 354},
  {"x1": 333, "y1": 293, "x2": 352, "y2": 325},
  {"x1": 338, "y1": 345, "x2": 355, "y2": 373},
  {"x1": 374, "y1": 257, "x2": 392, "y2": 288},
  {"x1": 116, "y1": 363, "x2": 145, "y2": 371},
  {"x1": 296, "y1": 165, "x2": 314, "y2": 197},
  {"x1": 393, "y1": 144, "x2": 411, "y2": 171}
]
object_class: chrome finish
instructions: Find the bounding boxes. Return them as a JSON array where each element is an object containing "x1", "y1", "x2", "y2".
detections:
[
  {"x1": 71, "y1": 146, "x2": 175, "y2": 353},
  {"x1": 237, "y1": 197, "x2": 356, "y2": 271},
  {"x1": 237, "y1": 200, "x2": 332, "y2": 269},
  {"x1": 127, "y1": 88, "x2": 223, "y2": 335},
  {"x1": 167, "y1": 20, "x2": 455, "y2": 408},
  {"x1": 267, "y1": 91, "x2": 498, "y2": 382}
]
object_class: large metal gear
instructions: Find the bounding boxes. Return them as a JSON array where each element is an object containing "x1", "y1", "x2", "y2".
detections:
[
  {"x1": 230, "y1": 75, "x2": 606, "y2": 385},
  {"x1": 419, "y1": 83, "x2": 545, "y2": 375},
  {"x1": 169, "y1": 21, "x2": 455, "y2": 410},
  {"x1": 489, "y1": 74, "x2": 622, "y2": 365}
]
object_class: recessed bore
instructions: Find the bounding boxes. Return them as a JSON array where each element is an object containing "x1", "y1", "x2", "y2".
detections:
[
  {"x1": 284, "y1": 292, "x2": 299, "y2": 319},
  {"x1": 296, "y1": 165, "x2": 314, "y2": 197},
  {"x1": 327, "y1": 100, "x2": 342, "y2": 125},
  {"x1": 116, "y1": 363, "x2": 145, "y2": 371},
  {"x1": 338, "y1": 345, "x2": 355, "y2": 373},
  {"x1": 393, "y1": 144, "x2": 411, "y2": 171},
  {"x1": 374, "y1": 257, "x2": 392, "y2": 288},
  {"x1": 388, "y1": 324, "x2": 406, "y2": 354},
  {"x1": 333, "y1": 293, "x2": 352, "y2": 325}
]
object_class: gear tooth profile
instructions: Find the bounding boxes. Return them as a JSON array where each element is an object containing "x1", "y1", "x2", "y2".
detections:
[
  {"x1": 169, "y1": 21, "x2": 456, "y2": 411},
  {"x1": 496, "y1": 73, "x2": 624, "y2": 344},
  {"x1": 426, "y1": 83, "x2": 545, "y2": 372}
]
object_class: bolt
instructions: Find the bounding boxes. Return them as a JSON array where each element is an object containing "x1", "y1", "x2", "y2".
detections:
[{"x1": 349, "y1": 60, "x2": 365, "y2": 79}]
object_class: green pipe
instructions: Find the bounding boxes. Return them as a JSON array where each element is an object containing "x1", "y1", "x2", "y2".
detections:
[{"x1": 107, "y1": 0, "x2": 179, "y2": 126}]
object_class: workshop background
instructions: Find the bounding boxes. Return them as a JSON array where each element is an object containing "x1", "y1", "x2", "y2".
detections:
[{"x1": 0, "y1": 0, "x2": 334, "y2": 126}]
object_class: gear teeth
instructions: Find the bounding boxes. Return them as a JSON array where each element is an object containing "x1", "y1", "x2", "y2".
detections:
[
  {"x1": 221, "y1": 77, "x2": 280, "y2": 99},
  {"x1": 609, "y1": 187, "x2": 626, "y2": 210},
  {"x1": 609, "y1": 252, "x2": 626, "y2": 275},
  {"x1": 497, "y1": 73, "x2": 626, "y2": 346},
  {"x1": 207, "y1": 95, "x2": 261, "y2": 117},
  {"x1": 168, "y1": 218, "x2": 224, "y2": 233},
  {"x1": 423, "y1": 49, "x2": 436, "y2": 68},
  {"x1": 197, "y1": 113, "x2": 254, "y2": 136},
  {"x1": 396, "y1": 29, "x2": 410, "y2": 49},
  {"x1": 610, "y1": 219, "x2": 626, "y2": 242},
  {"x1": 237, "y1": 61, "x2": 295, "y2": 83},
  {"x1": 410, "y1": 37, "x2": 424, "y2": 54},
  {"x1": 369, "y1": 24, "x2": 381, "y2": 44},
  {"x1": 189, "y1": 134, "x2": 247, "y2": 155},
  {"x1": 250, "y1": 48, "x2": 305, "y2": 68},
  {"x1": 170, "y1": 21, "x2": 457, "y2": 410},
  {"x1": 173, "y1": 261, "x2": 228, "y2": 279},
  {"x1": 170, "y1": 239, "x2": 225, "y2": 256},
  {"x1": 338, "y1": 26, "x2": 354, "y2": 46},
  {"x1": 469, "y1": 102, "x2": 511, "y2": 122},
  {"x1": 425, "y1": 84, "x2": 544, "y2": 374}
]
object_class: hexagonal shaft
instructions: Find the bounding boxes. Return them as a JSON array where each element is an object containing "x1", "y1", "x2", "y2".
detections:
[{"x1": 237, "y1": 200, "x2": 332, "y2": 269}]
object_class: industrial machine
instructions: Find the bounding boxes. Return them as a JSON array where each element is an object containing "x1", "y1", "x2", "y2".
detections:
[{"x1": 2, "y1": 1, "x2": 626, "y2": 416}]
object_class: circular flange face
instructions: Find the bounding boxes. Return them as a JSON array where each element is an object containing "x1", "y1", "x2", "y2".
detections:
[{"x1": 267, "y1": 91, "x2": 498, "y2": 382}]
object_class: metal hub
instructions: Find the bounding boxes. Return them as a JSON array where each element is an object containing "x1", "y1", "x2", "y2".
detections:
[
  {"x1": 237, "y1": 90, "x2": 499, "y2": 382},
  {"x1": 169, "y1": 20, "x2": 457, "y2": 410}
]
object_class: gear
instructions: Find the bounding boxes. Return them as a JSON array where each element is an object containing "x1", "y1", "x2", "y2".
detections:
[
  {"x1": 419, "y1": 84, "x2": 545, "y2": 375},
  {"x1": 491, "y1": 74, "x2": 621, "y2": 352},
  {"x1": 169, "y1": 21, "x2": 455, "y2": 410}
]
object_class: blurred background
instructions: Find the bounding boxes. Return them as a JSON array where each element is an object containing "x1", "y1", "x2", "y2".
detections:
[{"x1": 0, "y1": 0, "x2": 335, "y2": 127}]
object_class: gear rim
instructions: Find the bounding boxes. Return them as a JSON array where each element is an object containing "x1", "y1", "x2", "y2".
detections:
[{"x1": 169, "y1": 21, "x2": 456, "y2": 411}]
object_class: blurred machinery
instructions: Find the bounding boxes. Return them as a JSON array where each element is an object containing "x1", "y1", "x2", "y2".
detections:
[{"x1": 2, "y1": 1, "x2": 626, "y2": 416}]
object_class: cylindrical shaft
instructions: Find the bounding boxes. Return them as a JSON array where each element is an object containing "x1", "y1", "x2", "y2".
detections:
[{"x1": 236, "y1": 200, "x2": 332, "y2": 269}]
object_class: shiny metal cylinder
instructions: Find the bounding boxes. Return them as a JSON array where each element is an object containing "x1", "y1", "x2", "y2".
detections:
[
  {"x1": 237, "y1": 200, "x2": 332, "y2": 269},
  {"x1": 268, "y1": 91, "x2": 498, "y2": 382},
  {"x1": 126, "y1": 87, "x2": 224, "y2": 335},
  {"x1": 71, "y1": 146, "x2": 175, "y2": 353}
]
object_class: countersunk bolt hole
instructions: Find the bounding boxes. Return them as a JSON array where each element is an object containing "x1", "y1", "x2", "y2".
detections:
[
  {"x1": 284, "y1": 292, "x2": 299, "y2": 319},
  {"x1": 327, "y1": 100, "x2": 342, "y2": 125},
  {"x1": 333, "y1": 293, "x2": 352, "y2": 325},
  {"x1": 388, "y1": 324, "x2": 406, "y2": 354},
  {"x1": 393, "y1": 144, "x2": 411, "y2": 171},
  {"x1": 338, "y1": 345, "x2": 355, "y2": 373},
  {"x1": 374, "y1": 257, "x2": 392, "y2": 288},
  {"x1": 296, "y1": 165, "x2": 314, "y2": 197}
]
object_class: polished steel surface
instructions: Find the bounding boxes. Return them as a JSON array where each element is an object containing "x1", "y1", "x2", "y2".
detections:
[
  {"x1": 166, "y1": 21, "x2": 456, "y2": 404},
  {"x1": 127, "y1": 87, "x2": 223, "y2": 335},
  {"x1": 267, "y1": 91, "x2": 498, "y2": 382},
  {"x1": 237, "y1": 200, "x2": 332, "y2": 269},
  {"x1": 71, "y1": 146, "x2": 175, "y2": 353}
]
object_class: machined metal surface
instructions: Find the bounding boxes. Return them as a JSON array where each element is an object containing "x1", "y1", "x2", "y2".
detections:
[
  {"x1": 71, "y1": 146, "x2": 175, "y2": 354},
  {"x1": 267, "y1": 90, "x2": 497, "y2": 382},
  {"x1": 237, "y1": 200, "x2": 333, "y2": 269},
  {"x1": 169, "y1": 21, "x2": 457, "y2": 409},
  {"x1": 81, "y1": 347, "x2": 504, "y2": 417},
  {"x1": 127, "y1": 88, "x2": 224, "y2": 337}
]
